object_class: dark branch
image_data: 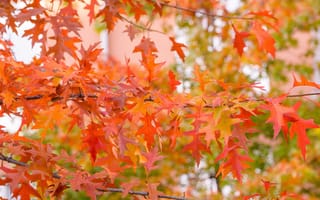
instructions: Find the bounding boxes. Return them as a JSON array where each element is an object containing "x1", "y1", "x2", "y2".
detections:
[
  {"x1": 0, "y1": 92, "x2": 319, "y2": 106},
  {"x1": 0, "y1": 154, "x2": 187, "y2": 200}
]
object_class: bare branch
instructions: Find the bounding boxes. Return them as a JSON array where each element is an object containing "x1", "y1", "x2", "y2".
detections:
[{"x1": 160, "y1": 2, "x2": 255, "y2": 20}]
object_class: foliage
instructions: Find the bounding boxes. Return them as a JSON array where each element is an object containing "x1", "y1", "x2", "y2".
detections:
[{"x1": 0, "y1": 0, "x2": 319, "y2": 199}]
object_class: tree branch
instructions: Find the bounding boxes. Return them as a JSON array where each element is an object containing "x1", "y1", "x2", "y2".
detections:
[
  {"x1": 0, "y1": 92, "x2": 319, "y2": 106},
  {"x1": 117, "y1": 14, "x2": 166, "y2": 35},
  {"x1": 0, "y1": 154, "x2": 187, "y2": 200},
  {"x1": 160, "y1": 2, "x2": 255, "y2": 20}
]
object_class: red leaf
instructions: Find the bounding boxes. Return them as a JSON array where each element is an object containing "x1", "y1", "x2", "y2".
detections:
[
  {"x1": 137, "y1": 113, "x2": 159, "y2": 149},
  {"x1": 215, "y1": 140, "x2": 252, "y2": 182},
  {"x1": 142, "y1": 147, "x2": 164, "y2": 173},
  {"x1": 183, "y1": 133, "x2": 209, "y2": 165},
  {"x1": 168, "y1": 70, "x2": 181, "y2": 91},
  {"x1": 289, "y1": 119, "x2": 318, "y2": 160},
  {"x1": 169, "y1": 37, "x2": 187, "y2": 62},
  {"x1": 261, "y1": 96, "x2": 295, "y2": 138},
  {"x1": 232, "y1": 24, "x2": 250, "y2": 56},
  {"x1": 82, "y1": 123, "x2": 108, "y2": 162},
  {"x1": 261, "y1": 179, "x2": 276, "y2": 192},
  {"x1": 85, "y1": 0, "x2": 99, "y2": 23},
  {"x1": 251, "y1": 21, "x2": 276, "y2": 58},
  {"x1": 292, "y1": 74, "x2": 320, "y2": 89}
]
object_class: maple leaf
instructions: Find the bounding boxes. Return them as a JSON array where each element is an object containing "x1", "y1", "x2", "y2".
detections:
[
  {"x1": 137, "y1": 113, "x2": 159, "y2": 149},
  {"x1": 292, "y1": 74, "x2": 320, "y2": 89},
  {"x1": 169, "y1": 37, "x2": 187, "y2": 61},
  {"x1": 261, "y1": 96, "x2": 295, "y2": 138},
  {"x1": 13, "y1": 182, "x2": 42, "y2": 200},
  {"x1": 215, "y1": 140, "x2": 252, "y2": 182},
  {"x1": 194, "y1": 65, "x2": 210, "y2": 92},
  {"x1": 168, "y1": 70, "x2": 181, "y2": 91},
  {"x1": 213, "y1": 108, "x2": 242, "y2": 141},
  {"x1": 289, "y1": 118, "x2": 318, "y2": 160},
  {"x1": 82, "y1": 123, "x2": 109, "y2": 162},
  {"x1": 251, "y1": 21, "x2": 276, "y2": 58},
  {"x1": 183, "y1": 133, "x2": 209, "y2": 165},
  {"x1": 232, "y1": 24, "x2": 250, "y2": 56},
  {"x1": 165, "y1": 115, "x2": 182, "y2": 148},
  {"x1": 69, "y1": 171, "x2": 103, "y2": 200},
  {"x1": 142, "y1": 147, "x2": 164, "y2": 173}
]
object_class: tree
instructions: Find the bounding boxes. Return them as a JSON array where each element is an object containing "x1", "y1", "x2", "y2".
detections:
[{"x1": 0, "y1": 0, "x2": 319, "y2": 199}]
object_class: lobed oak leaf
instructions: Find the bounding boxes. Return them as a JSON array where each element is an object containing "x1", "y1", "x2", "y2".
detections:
[
  {"x1": 169, "y1": 37, "x2": 187, "y2": 61},
  {"x1": 232, "y1": 24, "x2": 250, "y2": 56}
]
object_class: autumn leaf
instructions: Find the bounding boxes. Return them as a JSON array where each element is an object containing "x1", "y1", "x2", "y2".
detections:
[
  {"x1": 232, "y1": 24, "x2": 250, "y2": 56},
  {"x1": 137, "y1": 113, "x2": 159, "y2": 149},
  {"x1": 124, "y1": 24, "x2": 139, "y2": 41},
  {"x1": 85, "y1": 0, "x2": 99, "y2": 23},
  {"x1": 82, "y1": 123, "x2": 109, "y2": 162},
  {"x1": 147, "y1": 183, "x2": 160, "y2": 200},
  {"x1": 168, "y1": 70, "x2": 181, "y2": 91},
  {"x1": 292, "y1": 74, "x2": 320, "y2": 89},
  {"x1": 183, "y1": 133, "x2": 209, "y2": 165},
  {"x1": 289, "y1": 118, "x2": 318, "y2": 160},
  {"x1": 251, "y1": 21, "x2": 276, "y2": 58},
  {"x1": 261, "y1": 179, "x2": 276, "y2": 192},
  {"x1": 169, "y1": 37, "x2": 187, "y2": 61},
  {"x1": 194, "y1": 65, "x2": 210, "y2": 92},
  {"x1": 215, "y1": 140, "x2": 252, "y2": 182},
  {"x1": 142, "y1": 147, "x2": 164, "y2": 173},
  {"x1": 261, "y1": 96, "x2": 295, "y2": 138}
]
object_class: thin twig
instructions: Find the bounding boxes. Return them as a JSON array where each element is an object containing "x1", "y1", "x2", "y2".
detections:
[
  {"x1": 117, "y1": 14, "x2": 166, "y2": 35},
  {"x1": 160, "y1": 2, "x2": 255, "y2": 20},
  {"x1": 0, "y1": 154, "x2": 187, "y2": 200},
  {"x1": 287, "y1": 92, "x2": 320, "y2": 98}
]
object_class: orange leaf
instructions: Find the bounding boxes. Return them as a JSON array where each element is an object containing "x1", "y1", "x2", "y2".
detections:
[
  {"x1": 168, "y1": 70, "x2": 181, "y2": 91},
  {"x1": 292, "y1": 74, "x2": 320, "y2": 89},
  {"x1": 289, "y1": 118, "x2": 318, "y2": 160},
  {"x1": 169, "y1": 37, "x2": 187, "y2": 62},
  {"x1": 232, "y1": 24, "x2": 250, "y2": 56},
  {"x1": 251, "y1": 21, "x2": 275, "y2": 58}
]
